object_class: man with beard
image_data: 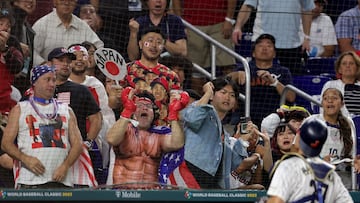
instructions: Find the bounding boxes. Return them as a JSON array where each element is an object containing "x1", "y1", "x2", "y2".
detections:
[
  {"x1": 125, "y1": 26, "x2": 181, "y2": 91},
  {"x1": 67, "y1": 43, "x2": 112, "y2": 184},
  {"x1": 106, "y1": 89, "x2": 189, "y2": 188},
  {"x1": 47, "y1": 47, "x2": 101, "y2": 187},
  {"x1": 127, "y1": 0, "x2": 187, "y2": 61}
]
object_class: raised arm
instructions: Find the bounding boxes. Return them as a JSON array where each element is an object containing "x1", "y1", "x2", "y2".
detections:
[
  {"x1": 106, "y1": 87, "x2": 136, "y2": 146},
  {"x1": 127, "y1": 18, "x2": 141, "y2": 61},
  {"x1": 162, "y1": 91, "x2": 189, "y2": 151}
]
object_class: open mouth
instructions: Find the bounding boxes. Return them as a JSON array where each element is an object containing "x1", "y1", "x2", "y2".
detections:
[
  {"x1": 223, "y1": 102, "x2": 230, "y2": 106},
  {"x1": 283, "y1": 141, "x2": 291, "y2": 145},
  {"x1": 75, "y1": 62, "x2": 85, "y2": 66},
  {"x1": 140, "y1": 112, "x2": 149, "y2": 118},
  {"x1": 154, "y1": 5, "x2": 162, "y2": 9}
]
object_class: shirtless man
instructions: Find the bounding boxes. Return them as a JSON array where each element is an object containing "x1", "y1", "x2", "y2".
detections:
[{"x1": 106, "y1": 88, "x2": 188, "y2": 188}]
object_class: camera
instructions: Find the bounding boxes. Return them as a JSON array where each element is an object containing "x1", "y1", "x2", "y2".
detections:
[{"x1": 239, "y1": 117, "x2": 250, "y2": 134}]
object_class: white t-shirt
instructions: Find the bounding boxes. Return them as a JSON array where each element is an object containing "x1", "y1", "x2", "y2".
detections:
[{"x1": 309, "y1": 13, "x2": 338, "y2": 57}]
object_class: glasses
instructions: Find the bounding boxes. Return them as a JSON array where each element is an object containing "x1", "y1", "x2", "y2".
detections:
[{"x1": 136, "y1": 102, "x2": 153, "y2": 109}]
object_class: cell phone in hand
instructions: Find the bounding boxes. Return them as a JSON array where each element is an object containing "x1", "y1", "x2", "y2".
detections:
[{"x1": 239, "y1": 116, "x2": 250, "y2": 134}]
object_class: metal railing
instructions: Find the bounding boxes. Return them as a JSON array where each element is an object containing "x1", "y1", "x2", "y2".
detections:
[{"x1": 181, "y1": 19, "x2": 251, "y2": 117}]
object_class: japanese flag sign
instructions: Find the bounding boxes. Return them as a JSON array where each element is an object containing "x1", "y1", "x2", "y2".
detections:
[{"x1": 94, "y1": 48, "x2": 127, "y2": 82}]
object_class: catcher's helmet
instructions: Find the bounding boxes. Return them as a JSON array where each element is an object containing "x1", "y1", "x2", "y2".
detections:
[{"x1": 299, "y1": 117, "x2": 328, "y2": 157}]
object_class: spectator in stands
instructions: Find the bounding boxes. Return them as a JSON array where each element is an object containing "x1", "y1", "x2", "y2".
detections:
[
  {"x1": 308, "y1": 0, "x2": 337, "y2": 57},
  {"x1": 261, "y1": 105, "x2": 311, "y2": 138},
  {"x1": 1, "y1": 64, "x2": 83, "y2": 189},
  {"x1": 98, "y1": 0, "x2": 147, "y2": 61},
  {"x1": 180, "y1": 77, "x2": 242, "y2": 189},
  {"x1": 230, "y1": 121, "x2": 271, "y2": 190},
  {"x1": 321, "y1": 51, "x2": 360, "y2": 117},
  {"x1": 271, "y1": 122, "x2": 296, "y2": 162},
  {"x1": 125, "y1": 26, "x2": 181, "y2": 90},
  {"x1": 172, "y1": 0, "x2": 237, "y2": 93},
  {"x1": 232, "y1": 0, "x2": 315, "y2": 75},
  {"x1": 159, "y1": 55, "x2": 193, "y2": 90},
  {"x1": 335, "y1": 1, "x2": 360, "y2": 53},
  {"x1": 78, "y1": 3, "x2": 101, "y2": 32},
  {"x1": 228, "y1": 34, "x2": 296, "y2": 127},
  {"x1": 0, "y1": 7, "x2": 24, "y2": 115},
  {"x1": 127, "y1": 0, "x2": 187, "y2": 61},
  {"x1": 260, "y1": 106, "x2": 310, "y2": 187},
  {"x1": 48, "y1": 47, "x2": 101, "y2": 187},
  {"x1": 68, "y1": 44, "x2": 112, "y2": 184},
  {"x1": 10, "y1": 0, "x2": 36, "y2": 94},
  {"x1": 311, "y1": 87, "x2": 354, "y2": 189},
  {"x1": 32, "y1": 0, "x2": 103, "y2": 66},
  {"x1": 106, "y1": 89, "x2": 188, "y2": 188},
  {"x1": 81, "y1": 41, "x2": 98, "y2": 76}
]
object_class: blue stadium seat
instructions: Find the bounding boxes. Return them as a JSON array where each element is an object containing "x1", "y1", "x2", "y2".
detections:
[
  {"x1": 292, "y1": 75, "x2": 332, "y2": 114},
  {"x1": 304, "y1": 57, "x2": 337, "y2": 79}
]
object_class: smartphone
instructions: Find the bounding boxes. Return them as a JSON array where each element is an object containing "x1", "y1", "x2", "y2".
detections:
[{"x1": 239, "y1": 116, "x2": 250, "y2": 134}]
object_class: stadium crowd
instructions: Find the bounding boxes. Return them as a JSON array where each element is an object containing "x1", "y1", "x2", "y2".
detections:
[{"x1": 1, "y1": 0, "x2": 360, "y2": 202}]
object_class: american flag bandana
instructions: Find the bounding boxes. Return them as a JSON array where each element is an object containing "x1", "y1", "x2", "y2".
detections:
[{"x1": 30, "y1": 65, "x2": 55, "y2": 85}]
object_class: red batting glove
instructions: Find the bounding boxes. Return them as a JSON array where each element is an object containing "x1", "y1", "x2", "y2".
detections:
[
  {"x1": 179, "y1": 91, "x2": 190, "y2": 107},
  {"x1": 120, "y1": 87, "x2": 136, "y2": 118},
  {"x1": 168, "y1": 91, "x2": 190, "y2": 121}
]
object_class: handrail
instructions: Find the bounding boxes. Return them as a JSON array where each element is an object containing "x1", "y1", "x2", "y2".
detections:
[
  {"x1": 279, "y1": 84, "x2": 321, "y2": 107},
  {"x1": 181, "y1": 19, "x2": 251, "y2": 117},
  {"x1": 349, "y1": 117, "x2": 357, "y2": 190},
  {"x1": 280, "y1": 84, "x2": 357, "y2": 190}
]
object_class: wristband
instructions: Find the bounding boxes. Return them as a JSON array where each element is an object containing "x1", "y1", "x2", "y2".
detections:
[
  {"x1": 270, "y1": 79, "x2": 279, "y2": 87},
  {"x1": 84, "y1": 139, "x2": 94, "y2": 149},
  {"x1": 270, "y1": 73, "x2": 280, "y2": 87},
  {"x1": 225, "y1": 17, "x2": 236, "y2": 25},
  {"x1": 253, "y1": 152, "x2": 261, "y2": 160},
  {"x1": 304, "y1": 35, "x2": 311, "y2": 40}
]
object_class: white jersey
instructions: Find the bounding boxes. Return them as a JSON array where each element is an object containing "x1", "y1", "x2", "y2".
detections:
[
  {"x1": 15, "y1": 100, "x2": 72, "y2": 187},
  {"x1": 311, "y1": 114, "x2": 354, "y2": 189},
  {"x1": 268, "y1": 155, "x2": 353, "y2": 202}
]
